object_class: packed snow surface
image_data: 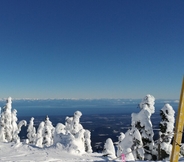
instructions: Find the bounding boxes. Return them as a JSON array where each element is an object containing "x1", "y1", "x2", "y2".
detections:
[
  {"x1": 1, "y1": 141, "x2": 184, "y2": 162},
  {"x1": 0, "y1": 142, "x2": 105, "y2": 162}
]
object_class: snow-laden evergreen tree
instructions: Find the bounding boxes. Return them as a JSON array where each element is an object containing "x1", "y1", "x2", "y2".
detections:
[
  {"x1": 72, "y1": 111, "x2": 83, "y2": 135},
  {"x1": 131, "y1": 124, "x2": 144, "y2": 160},
  {"x1": 103, "y1": 138, "x2": 116, "y2": 160},
  {"x1": 73, "y1": 111, "x2": 92, "y2": 153},
  {"x1": 56, "y1": 128, "x2": 86, "y2": 154},
  {"x1": 53, "y1": 123, "x2": 66, "y2": 144},
  {"x1": 131, "y1": 94, "x2": 155, "y2": 160},
  {"x1": 16, "y1": 120, "x2": 27, "y2": 143},
  {"x1": 65, "y1": 116, "x2": 73, "y2": 133},
  {"x1": 0, "y1": 106, "x2": 6, "y2": 142},
  {"x1": 123, "y1": 148, "x2": 136, "y2": 161},
  {"x1": 64, "y1": 111, "x2": 86, "y2": 153},
  {"x1": 0, "y1": 97, "x2": 26, "y2": 143},
  {"x1": 84, "y1": 130, "x2": 93, "y2": 153},
  {"x1": 117, "y1": 132, "x2": 135, "y2": 161},
  {"x1": 117, "y1": 126, "x2": 144, "y2": 161},
  {"x1": 1, "y1": 97, "x2": 13, "y2": 142},
  {"x1": 27, "y1": 117, "x2": 36, "y2": 144},
  {"x1": 55, "y1": 123, "x2": 66, "y2": 134},
  {"x1": 35, "y1": 121, "x2": 44, "y2": 148},
  {"x1": 11, "y1": 109, "x2": 19, "y2": 142},
  {"x1": 65, "y1": 111, "x2": 84, "y2": 136},
  {"x1": 42, "y1": 116, "x2": 54, "y2": 147},
  {"x1": 0, "y1": 126, "x2": 6, "y2": 142},
  {"x1": 72, "y1": 128, "x2": 86, "y2": 154},
  {"x1": 159, "y1": 104, "x2": 175, "y2": 160},
  {"x1": 53, "y1": 111, "x2": 92, "y2": 154}
]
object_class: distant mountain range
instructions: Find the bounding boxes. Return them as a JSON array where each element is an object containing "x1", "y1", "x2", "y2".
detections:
[{"x1": 0, "y1": 98, "x2": 179, "y2": 109}]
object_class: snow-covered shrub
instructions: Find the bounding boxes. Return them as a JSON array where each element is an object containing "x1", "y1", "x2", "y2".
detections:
[
  {"x1": 103, "y1": 138, "x2": 116, "y2": 159},
  {"x1": 131, "y1": 94, "x2": 155, "y2": 160},
  {"x1": 159, "y1": 104, "x2": 175, "y2": 160}
]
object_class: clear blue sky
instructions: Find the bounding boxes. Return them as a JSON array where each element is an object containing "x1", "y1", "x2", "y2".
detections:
[{"x1": 0, "y1": 0, "x2": 184, "y2": 99}]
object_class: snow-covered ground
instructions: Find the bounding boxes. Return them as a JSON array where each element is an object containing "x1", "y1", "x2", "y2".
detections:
[
  {"x1": 0, "y1": 142, "x2": 105, "y2": 162},
  {"x1": 1, "y1": 142, "x2": 184, "y2": 162}
]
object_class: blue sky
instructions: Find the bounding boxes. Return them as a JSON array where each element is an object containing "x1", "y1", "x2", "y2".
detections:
[{"x1": 0, "y1": 0, "x2": 184, "y2": 99}]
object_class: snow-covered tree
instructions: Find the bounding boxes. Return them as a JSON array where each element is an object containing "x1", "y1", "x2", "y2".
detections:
[
  {"x1": 84, "y1": 130, "x2": 93, "y2": 153},
  {"x1": 159, "y1": 104, "x2": 175, "y2": 160},
  {"x1": 0, "y1": 107, "x2": 6, "y2": 142},
  {"x1": 103, "y1": 138, "x2": 116, "y2": 160},
  {"x1": 1, "y1": 97, "x2": 13, "y2": 142},
  {"x1": 65, "y1": 116, "x2": 73, "y2": 133},
  {"x1": 0, "y1": 97, "x2": 26, "y2": 143},
  {"x1": 72, "y1": 111, "x2": 83, "y2": 135},
  {"x1": 72, "y1": 128, "x2": 86, "y2": 154},
  {"x1": 11, "y1": 109, "x2": 19, "y2": 142},
  {"x1": 131, "y1": 94, "x2": 155, "y2": 160},
  {"x1": 0, "y1": 99, "x2": 93, "y2": 155},
  {"x1": 123, "y1": 148, "x2": 135, "y2": 161},
  {"x1": 42, "y1": 116, "x2": 54, "y2": 147},
  {"x1": 55, "y1": 123, "x2": 66, "y2": 135},
  {"x1": 131, "y1": 125, "x2": 144, "y2": 160},
  {"x1": 53, "y1": 111, "x2": 92, "y2": 154},
  {"x1": 27, "y1": 117, "x2": 36, "y2": 144},
  {"x1": 53, "y1": 123, "x2": 66, "y2": 144},
  {"x1": 35, "y1": 121, "x2": 44, "y2": 148},
  {"x1": 55, "y1": 129, "x2": 86, "y2": 154},
  {"x1": 65, "y1": 111, "x2": 84, "y2": 136},
  {"x1": 15, "y1": 120, "x2": 27, "y2": 143},
  {"x1": 117, "y1": 126, "x2": 144, "y2": 161},
  {"x1": 65, "y1": 111, "x2": 83, "y2": 135}
]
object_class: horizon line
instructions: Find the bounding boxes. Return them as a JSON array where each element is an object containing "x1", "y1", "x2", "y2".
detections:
[{"x1": 0, "y1": 97, "x2": 179, "y2": 101}]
